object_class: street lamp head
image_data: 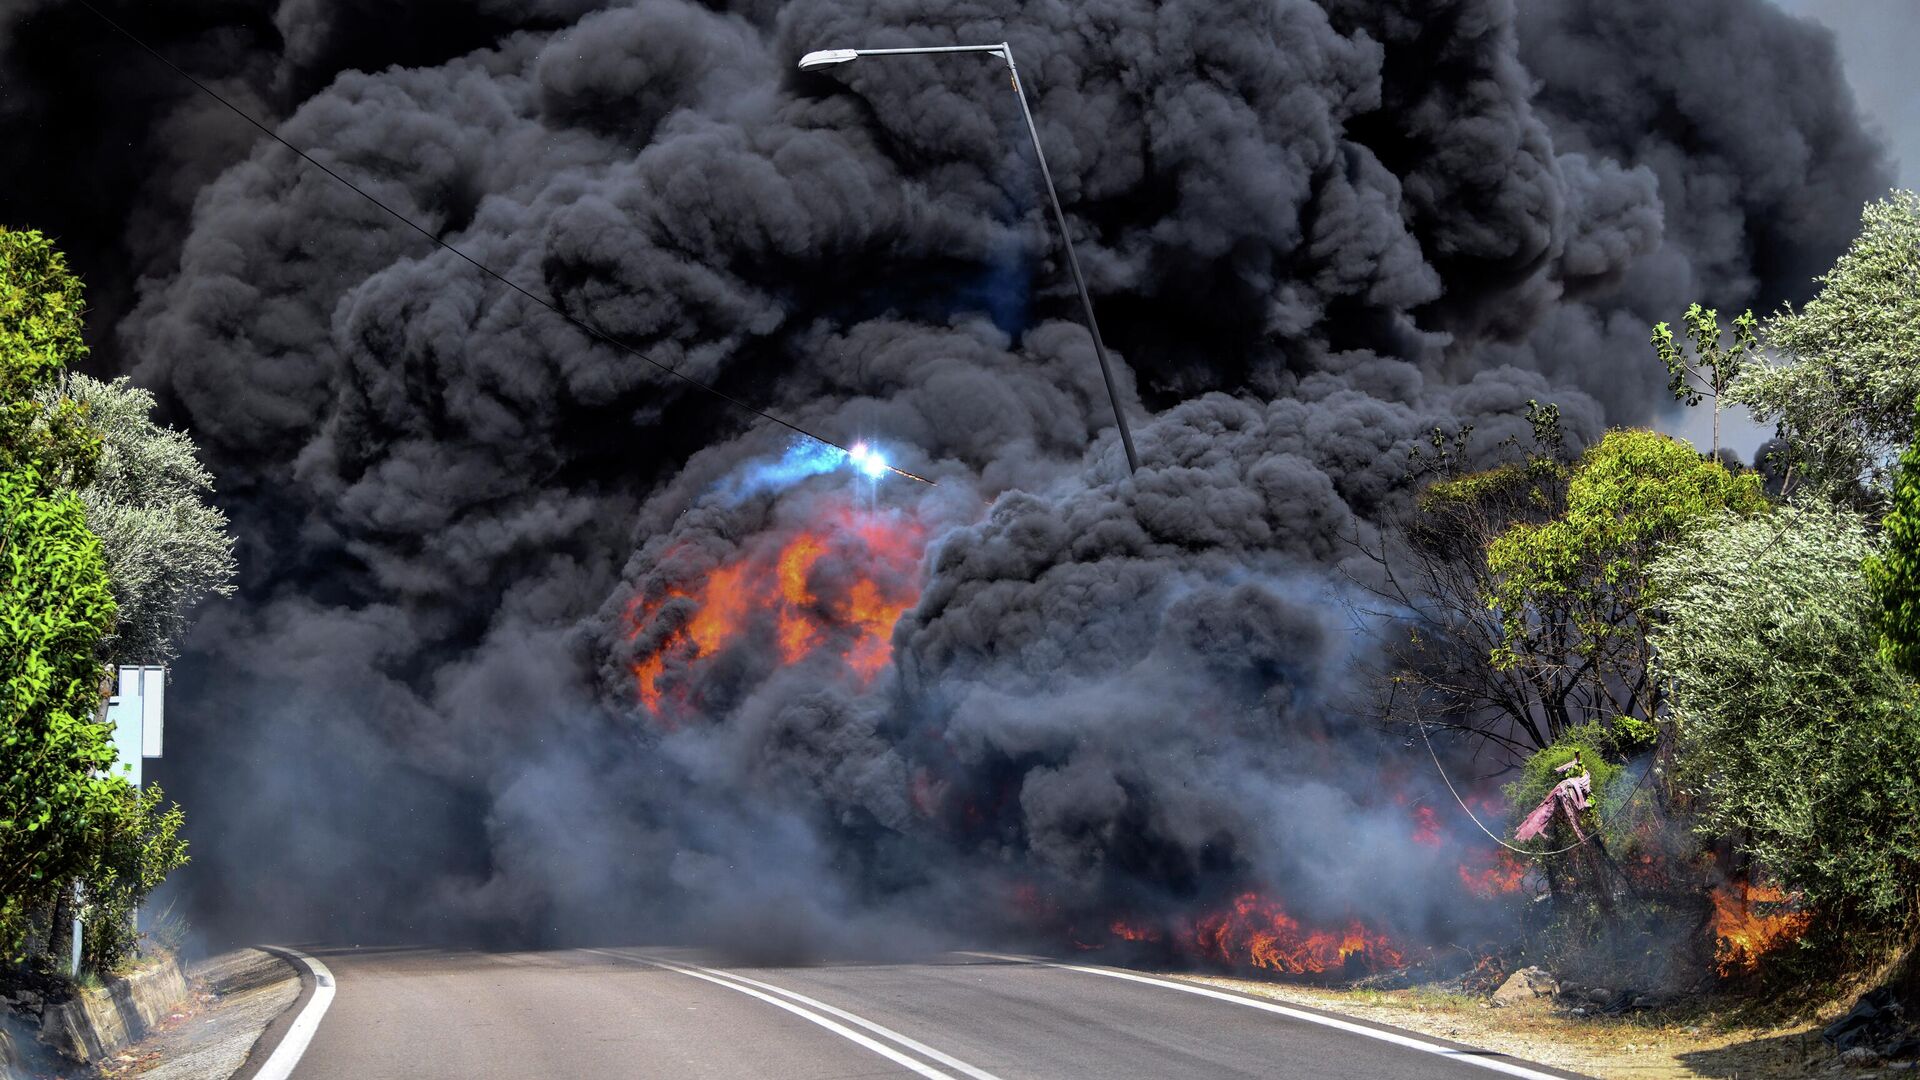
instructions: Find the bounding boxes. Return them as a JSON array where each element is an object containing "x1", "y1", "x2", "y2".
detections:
[{"x1": 798, "y1": 48, "x2": 860, "y2": 70}]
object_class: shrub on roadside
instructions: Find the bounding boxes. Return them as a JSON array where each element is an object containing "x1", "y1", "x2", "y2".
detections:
[
  {"x1": 1650, "y1": 503, "x2": 1920, "y2": 931},
  {"x1": 78, "y1": 784, "x2": 188, "y2": 974},
  {"x1": 0, "y1": 467, "x2": 119, "y2": 961}
]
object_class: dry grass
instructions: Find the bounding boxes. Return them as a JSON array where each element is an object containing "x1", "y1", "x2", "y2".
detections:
[{"x1": 1167, "y1": 974, "x2": 1848, "y2": 1078}]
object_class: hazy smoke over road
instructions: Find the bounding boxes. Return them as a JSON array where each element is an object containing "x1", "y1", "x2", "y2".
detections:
[{"x1": 0, "y1": 0, "x2": 1890, "y2": 951}]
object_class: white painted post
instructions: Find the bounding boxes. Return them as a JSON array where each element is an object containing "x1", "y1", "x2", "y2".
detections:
[
  {"x1": 86, "y1": 665, "x2": 166, "y2": 967},
  {"x1": 70, "y1": 885, "x2": 83, "y2": 977}
]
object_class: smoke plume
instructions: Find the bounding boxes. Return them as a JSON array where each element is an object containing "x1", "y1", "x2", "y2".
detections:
[{"x1": 0, "y1": 0, "x2": 1891, "y2": 953}]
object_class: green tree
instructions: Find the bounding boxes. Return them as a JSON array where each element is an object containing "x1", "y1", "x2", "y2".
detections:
[
  {"x1": 1731, "y1": 190, "x2": 1920, "y2": 498},
  {"x1": 1463, "y1": 434, "x2": 1764, "y2": 933},
  {"x1": 1650, "y1": 503, "x2": 1920, "y2": 927},
  {"x1": 1869, "y1": 403, "x2": 1920, "y2": 680},
  {"x1": 77, "y1": 783, "x2": 188, "y2": 973},
  {"x1": 0, "y1": 229, "x2": 202, "y2": 969},
  {"x1": 1651, "y1": 304, "x2": 1758, "y2": 459},
  {"x1": 0, "y1": 228, "x2": 127, "y2": 959},
  {"x1": 0, "y1": 467, "x2": 120, "y2": 958},
  {"x1": 1483, "y1": 428, "x2": 1767, "y2": 743},
  {"x1": 39, "y1": 376, "x2": 236, "y2": 665},
  {"x1": 1374, "y1": 424, "x2": 1762, "y2": 763},
  {"x1": 1, "y1": 228, "x2": 98, "y2": 481}
]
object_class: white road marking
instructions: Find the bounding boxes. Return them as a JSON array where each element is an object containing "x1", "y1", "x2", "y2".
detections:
[
  {"x1": 963, "y1": 952, "x2": 1576, "y2": 1080},
  {"x1": 590, "y1": 951, "x2": 982, "y2": 1080},
  {"x1": 684, "y1": 965, "x2": 1007, "y2": 1080},
  {"x1": 251, "y1": 947, "x2": 336, "y2": 1080}
]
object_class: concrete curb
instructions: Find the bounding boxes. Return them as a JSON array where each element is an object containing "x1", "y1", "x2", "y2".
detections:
[
  {"x1": 38, "y1": 955, "x2": 190, "y2": 1064},
  {"x1": 231, "y1": 947, "x2": 334, "y2": 1080}
]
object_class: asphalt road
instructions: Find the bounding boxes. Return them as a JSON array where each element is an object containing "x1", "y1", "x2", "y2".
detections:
[{"x1": 284, "y1": 946, "x2": 1586, "y2": 1079}]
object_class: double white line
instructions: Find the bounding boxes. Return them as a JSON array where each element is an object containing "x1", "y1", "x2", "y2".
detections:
[{"x1": 586, "y1": 950, "x2": 1004, "y2": 1080}]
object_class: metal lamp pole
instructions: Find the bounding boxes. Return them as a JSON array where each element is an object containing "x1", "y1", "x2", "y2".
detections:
[{"x1": 799, "y1": 43, "x2": 1142, "y2": 475}]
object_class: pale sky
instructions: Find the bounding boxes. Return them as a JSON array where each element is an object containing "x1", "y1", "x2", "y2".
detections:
[{"x1": 1772, "y1": 0, "x2": 1919, "y2": 187}]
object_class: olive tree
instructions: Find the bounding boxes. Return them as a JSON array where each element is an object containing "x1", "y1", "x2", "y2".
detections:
[
  {"x1": 1650, "y1": 503, "x2": 1920, "y2": 926},
  {"x1": 39, "y1": 375, "x2": 236, "y2": 665},
  {"x1": 1731, "y1": 190, "x2": 1920, "y2": 498}
]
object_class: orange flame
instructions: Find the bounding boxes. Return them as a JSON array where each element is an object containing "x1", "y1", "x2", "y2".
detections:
[
  {"x1": 1411, "y1": 805, "x2": 1443, "y2": 847},
  {"x1": 1190, "y1": 893, "x2": 1406, "y2": 976},
  {"x1": 628, "y1": 505, "x2": 925, "y2": 718},
  {"x1": 1110, "y1": 919, "x2": 1163, "y2": 943},
  {"x1": 1457, "y1": 851, "x2": 1528, "y2": 898},
  {"x1": 776, "y1": 535, "x2": 827, "y2": 662},
  {"x1": 1710, "y1": 877, "x2": 1812, "y2": 977},
  {"x1": 687, "y1": 562, "x2": 753, "y2": 656}
]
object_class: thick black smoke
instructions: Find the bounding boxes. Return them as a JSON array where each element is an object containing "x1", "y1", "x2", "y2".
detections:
[{"x1": 0, "y1": 0, "x2": 1890, "y2": 950}]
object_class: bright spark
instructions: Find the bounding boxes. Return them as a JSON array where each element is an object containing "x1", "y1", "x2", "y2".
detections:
[{"x1": 847, "y1": 442, "x2": 890, "y2": 480}]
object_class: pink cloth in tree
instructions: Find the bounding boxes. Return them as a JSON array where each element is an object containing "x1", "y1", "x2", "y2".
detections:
[{"x1": 1515, "y1": 760, "x2": 1592, "y2": 842}]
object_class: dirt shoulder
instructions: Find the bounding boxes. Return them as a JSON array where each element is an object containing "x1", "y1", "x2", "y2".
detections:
[
  {"x1": 87, "y1": 949, "x2": 299, "y2": 1080},
  {"x1": 1165, "y1": 974, "x2": 1848, "y2": 1079}
]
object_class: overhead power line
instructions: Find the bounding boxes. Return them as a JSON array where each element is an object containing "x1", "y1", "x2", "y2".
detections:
[{"x1": 75, "y1": 0, "x2": 935, "y2": 486}]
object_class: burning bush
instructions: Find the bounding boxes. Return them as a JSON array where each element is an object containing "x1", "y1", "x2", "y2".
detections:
[
  {"x1": 1191, "y1": 893, "x2": 1406, "y2": 977},
  {"x1": 1096, "y1": 893, "x2": 1409, "y2": 979},
  {"x1": 1711, "y1": 877, "x2": 1814, "y2": 978}
]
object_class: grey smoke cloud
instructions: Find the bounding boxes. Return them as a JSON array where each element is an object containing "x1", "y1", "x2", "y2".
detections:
[{"x1": 0, "y1": 0, "x2": 1892, "y2": 949}]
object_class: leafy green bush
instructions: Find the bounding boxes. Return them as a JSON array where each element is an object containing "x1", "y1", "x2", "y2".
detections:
[
  {"x1": 1869, "y1": 404, "x2": 1920, "y2": 680},
  {"x1": 1609, "y1": 714, "x2": 1658, "y2": 754},
  {"x1": 1650, "y1": 503, "x2": 1920, "y2": 926},
  {"x1": 1499, "y1": 720, "x2": 1665, "y2": 857},
  {"x1": 80, "y1": 783, "x2": 188, "y2": 973},
  {"x1": 1503, "y1": 720, "x2": 1621, "y2": 842},
  {"x1": 0, "y1": 467, "x2": 119, "y2": 959}
]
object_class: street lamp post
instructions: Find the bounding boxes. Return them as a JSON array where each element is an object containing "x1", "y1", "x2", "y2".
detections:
[{"x1": 799, "y1": 42, "x2": 1143, "y2": 475}]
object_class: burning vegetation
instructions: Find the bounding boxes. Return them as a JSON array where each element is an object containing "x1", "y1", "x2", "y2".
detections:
[
  {"x1": 1457, "y1": 851, "x2": 1530, "y2": 900},
  {"x1": 1100, "y1": 894, "x2": 1409, "y2": 977},
  {"x1": 1710, "y1": 877, "x2": 1814, "y2": 978},
  {"x1": 1192, "y1": 893, "x2": 1407, "y2": 976},
  {"x1": 628, "y1": 486, "x2": 1824, "y2": 989}
]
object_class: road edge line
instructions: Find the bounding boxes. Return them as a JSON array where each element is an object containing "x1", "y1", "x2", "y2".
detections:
[
  {"x1": 962, "y1": 952, "x2": 1585, "y2": 1080},
  {"x1": 584, "y1": 950, "x2": 959, "y2": 1080},
  {"x1": 233, "y1": 946, "x2": 336, "y2": 1080}
]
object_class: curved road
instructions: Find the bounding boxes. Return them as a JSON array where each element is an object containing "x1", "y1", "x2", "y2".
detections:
[{"x1": 281, "y1": 947, "x2": 1585, "y2": 1079}]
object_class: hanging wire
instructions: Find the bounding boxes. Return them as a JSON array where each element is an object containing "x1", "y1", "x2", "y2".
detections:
[
  {"x1": 76, "y1": 0, "x2": 935, "y2": 487},
  {"x1": 1416, "y1": 716, "x2": 1590, "y2": 857},
  {"x1": 1416, "y1": 710, "x2": 1663, "y2": 860}
]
